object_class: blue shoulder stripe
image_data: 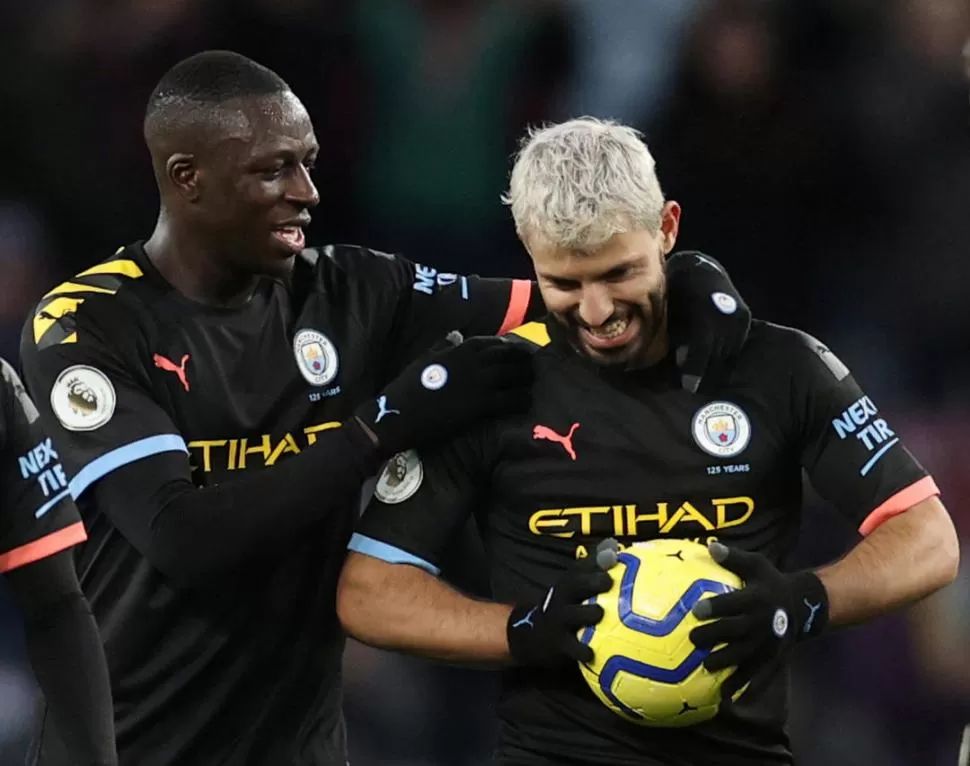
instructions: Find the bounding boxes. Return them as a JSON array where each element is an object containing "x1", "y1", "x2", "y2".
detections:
[{"x1": 69, "y1": 434, "x2": 188, "y2": 499}]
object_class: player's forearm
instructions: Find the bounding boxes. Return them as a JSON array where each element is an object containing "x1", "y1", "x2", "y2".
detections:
[
  {"x1": 337, "y1": 553, "x2": 513, "y2": 664},
  {"x1": 816, "y1": 497, "x2": 959, "y2": 628},
  {"x1": 8, "y1": 554, "x2": 117, "y2": 765},
  {"x1": 99, "y1": 426, "x2": 381, "y2": 586},
  {"x1": 24, "y1": 594, "x2": 118, "y2": 765}
]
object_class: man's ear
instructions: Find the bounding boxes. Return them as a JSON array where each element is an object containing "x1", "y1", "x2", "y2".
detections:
[
  {"x1": 660, "y1": 200, "x2": 682, "y2": 256},
  {"x1": 166, "y1": 153, "x2": 201, "y2": 202}
]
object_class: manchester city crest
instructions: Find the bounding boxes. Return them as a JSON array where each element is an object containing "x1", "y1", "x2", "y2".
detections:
[
  {"x1": 691, "y1": 401, "x2": 751, "y2": 458},
  {"x1": 293, "y1": 328, "x2": 339, "y2": 387}
]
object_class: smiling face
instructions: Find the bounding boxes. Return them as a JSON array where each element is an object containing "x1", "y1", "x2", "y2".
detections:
[
  {"x1": 503, "y1": 117, "x2": 680, "y2": 367},
  {"x1": 154, "y1": 88, "x2": 320, "y2": 283},
  {"x1": 527, "y1": 203, "x2": 681, "y2": 368},
  {"x1": 186, "y1": 91, "x2": 320, "y2": 278}
]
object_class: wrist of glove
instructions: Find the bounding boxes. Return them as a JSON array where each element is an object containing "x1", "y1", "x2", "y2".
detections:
[
  {"x1": 506, "y1": 540, "x2": 619, "y2": 668},
  {"x1": 353, "y1": 331, "x2": 533, "y2": 459},
  {"x1": 689, "y1": 541, "x2": 828, "y2": 702},
  {"x1": 666, "y1": 251, "x2": 751, "y2": 393}
]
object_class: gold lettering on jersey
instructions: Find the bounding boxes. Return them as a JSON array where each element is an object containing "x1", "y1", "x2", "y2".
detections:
[
  {"x1": 266, "y1": 433, "x2": 301, "y2": 466},
  {"x1": 190, "y1": 439, "x2": 228, "y2": 473},
  {"x1": 237, "y1": 435, "x2": 272, "y2": 470},
  {"x1": 714, "y1": 496, "x2": 755, "y2": 528},
  {"x1": 529, "y1": 497, "x2": 755, "y2": 539},
  {"x1": 187, "y1": 421, "x2": 342, "y2": 474}
]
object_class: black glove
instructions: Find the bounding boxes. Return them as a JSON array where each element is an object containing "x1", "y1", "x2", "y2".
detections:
[
  {"x1": 689, "y1": 542, "x2": 828, "y2": 702},
  {"x1": 507, "y1": 539, "x2": 619, "y2": 668},
  {"x1": 352, "y1": 331, "x2": 533, "y2": 459},
  {"x1": 666, "y1": 251, "x2": 751, "y2": 393}
]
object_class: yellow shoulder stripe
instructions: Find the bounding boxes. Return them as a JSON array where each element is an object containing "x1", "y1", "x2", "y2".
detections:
[
  {"x1": 43, "y1": 281, "x2": 117, "y2": 299},
  {"x1": 33, "y1": 296, "x2": 84, "y2": 343},
  {"x1": 77, "y1": 258, "x2": 143, "y2": 279},
  {"x1": 33, "y1": 252, "x2": 143, "y2": 348},
  {"x1": 509, "y1": 322, "x2": 550, "y2": 347}
]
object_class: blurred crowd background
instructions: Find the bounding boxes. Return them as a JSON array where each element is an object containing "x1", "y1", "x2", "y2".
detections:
[{"x1": 1, "y1": 0, "x2": 969, "y2": 763}]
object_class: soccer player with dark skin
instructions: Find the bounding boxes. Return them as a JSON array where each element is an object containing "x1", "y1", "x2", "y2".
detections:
[
  {"x1": 18, "y1": 53, "x2": 750, "y2": 766},
  {"x1": 337, "y1": 118, "x2": 960, "y2": 765},
  {"x1": 0, "y1": 359, "x2": 116, "y2": 766}
]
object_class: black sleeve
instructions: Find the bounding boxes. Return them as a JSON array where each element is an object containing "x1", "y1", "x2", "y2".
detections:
[
  {"x1": 5, "y1": 550, "x2": 116, "y2": 766},
  {"x1": 349, "y1": 425, "x2": 496, "y2": 575},
  {"x1": 19, "y1": 311, "x2": 189, "y2": 501},
  {"x1": 0, "y1": 359, "x2": 86, "y2": 574},
  {"x1": 20, "y1": 307, "x2": 382, "y2": 586},
  {"x1": 90, "y1": 425, "x2": 380, "y2": 586},
  {"x1": 790, "y1": 331, "x2": 939, "y2": 533},
  {"x1": 340, "y1": 246, "x2": 541, "y2": 374}
]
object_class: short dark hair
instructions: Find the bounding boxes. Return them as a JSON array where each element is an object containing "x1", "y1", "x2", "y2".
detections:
[{"x1": 144, "y1": 50, "x2": 291, "y2": 143}]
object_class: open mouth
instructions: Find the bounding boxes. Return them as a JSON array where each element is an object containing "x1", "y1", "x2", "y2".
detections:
[
  {"x1": 271, "y1": 225, "x2": 306, "y2": 254},
  {"x1": 579, "y1": 314, "x2": 640, "y2": 351}
]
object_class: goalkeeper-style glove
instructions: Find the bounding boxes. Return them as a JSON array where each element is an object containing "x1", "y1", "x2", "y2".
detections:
[
  {"x1": 507, "y1": 539, "x2": 619, "y2": 668},
  {"x1": 666, "y1": 251, "x2": 752, "y2": 393},
  {"x1": 689, "y1": 541, "x2": 829, "y2": 702},
  {"x1": 350, "y1": 331, "x2": 534, "y2": 460}
]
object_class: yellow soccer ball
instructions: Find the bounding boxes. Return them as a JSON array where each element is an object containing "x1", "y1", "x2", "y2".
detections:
[{"x1": 578, "y1": 539, "x2": 743, "y2": 727}]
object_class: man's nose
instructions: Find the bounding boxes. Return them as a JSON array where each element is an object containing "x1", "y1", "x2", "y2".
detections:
[
  {"x1": 287, "y1": 164, "x2": 320, "y2": 208},
  {"x1": 578, "y1": 285, "x2": 614, "y2": 328}
]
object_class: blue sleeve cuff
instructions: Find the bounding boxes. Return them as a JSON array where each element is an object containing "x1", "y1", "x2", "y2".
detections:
[
  {"x1": 347, "y1": 533, "x2": 440, "y2": 576},
  {"x1": 69, "y1": 434, "x2": 188, "y2": 499}
]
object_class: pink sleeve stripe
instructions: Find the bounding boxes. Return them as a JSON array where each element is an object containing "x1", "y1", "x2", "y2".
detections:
[
  {"x1": 858, "y1": 476, "x2": 940, "y2": 536},
  {"x1": 496, "y1": 280, "x2": 532, "y2": 335},
  {"x1": 0, "y1": 522, "x2": 87, "y2": 573}
]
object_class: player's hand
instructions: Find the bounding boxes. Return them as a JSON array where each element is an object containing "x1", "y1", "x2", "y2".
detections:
[
  {"x1": 688, "y1": 542, "x2": 828, "y2": 702},
  {"x1": 666, "y1": 251, "x2": 751, "y2": 393},
  {"x1": 506, "y1": 539, "x2": 619, "y2": 668},
  {"x1": 352, "y1": 331, "x2": 534, "y2": 459}
]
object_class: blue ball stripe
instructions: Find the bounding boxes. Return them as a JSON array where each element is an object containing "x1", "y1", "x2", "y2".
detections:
[
  {"x1": 579, "y1": 596, "x2": 598, "y2": 646},
  {"x1": 617, "y1": 552, "x2": 734, "y2": 636},
  {"x1": 599, "y1": 651, "x2": 710, "y2": 719},
  {"x1": 578, "y1": 549, "x2": 738, "y2": 719}
]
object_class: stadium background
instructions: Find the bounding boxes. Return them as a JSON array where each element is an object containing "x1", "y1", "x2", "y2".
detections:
[{"x1": 1, "y1": 0, "x2": 968, "y2": 763}]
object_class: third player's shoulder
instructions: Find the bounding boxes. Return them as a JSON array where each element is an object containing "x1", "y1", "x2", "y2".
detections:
[
  {"x1": 736, "y1": 320, "x2": 850, "y2": 384},
  {"x1": 0, "y1": 357, "x2": 30, "y2": 408},
  {"x1": 24, "y1": 245, "x2": 151, "y2": 357},
  {"x1": 0, "y1": 357, "x2": 31, "y2": 430}
]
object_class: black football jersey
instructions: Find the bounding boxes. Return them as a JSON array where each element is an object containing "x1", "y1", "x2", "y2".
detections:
[
  {"x1": 353, "y1": 318, "x2": 938, "y2": 766},
  {"x1": 0, "y1": 358, "x2": 85, "y2": 574},
  {"x1": 18, "y1": 242, "x2": 536, "y2": 766}
]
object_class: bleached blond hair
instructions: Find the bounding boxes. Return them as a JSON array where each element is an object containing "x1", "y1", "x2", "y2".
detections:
[{"x1": 501, "y1": 117, "x2": 666, "y2": 252}]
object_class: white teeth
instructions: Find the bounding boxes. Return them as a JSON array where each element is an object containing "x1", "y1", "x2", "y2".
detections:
[{"x1": 588, "y1": 317, "x2": 630, "y2": 339}]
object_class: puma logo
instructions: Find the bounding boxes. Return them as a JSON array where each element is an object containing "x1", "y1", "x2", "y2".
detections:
[
  {"x1": 153, "y1": 353, "x2": 191, "y2": 392},
  {"x1": 533, "y1": 422, "x2": 580, "y2": 461},
  {"x1": 375, "y1": 395, "x2": 400, "y2": 423},
  {"x1": 803, "y1": 599, "x2": 822, "y2": 634}
]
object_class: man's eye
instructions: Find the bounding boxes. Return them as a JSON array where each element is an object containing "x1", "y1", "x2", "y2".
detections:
[{"x1": 551, "y1": 280, "x2": 578, "y2": 291}]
